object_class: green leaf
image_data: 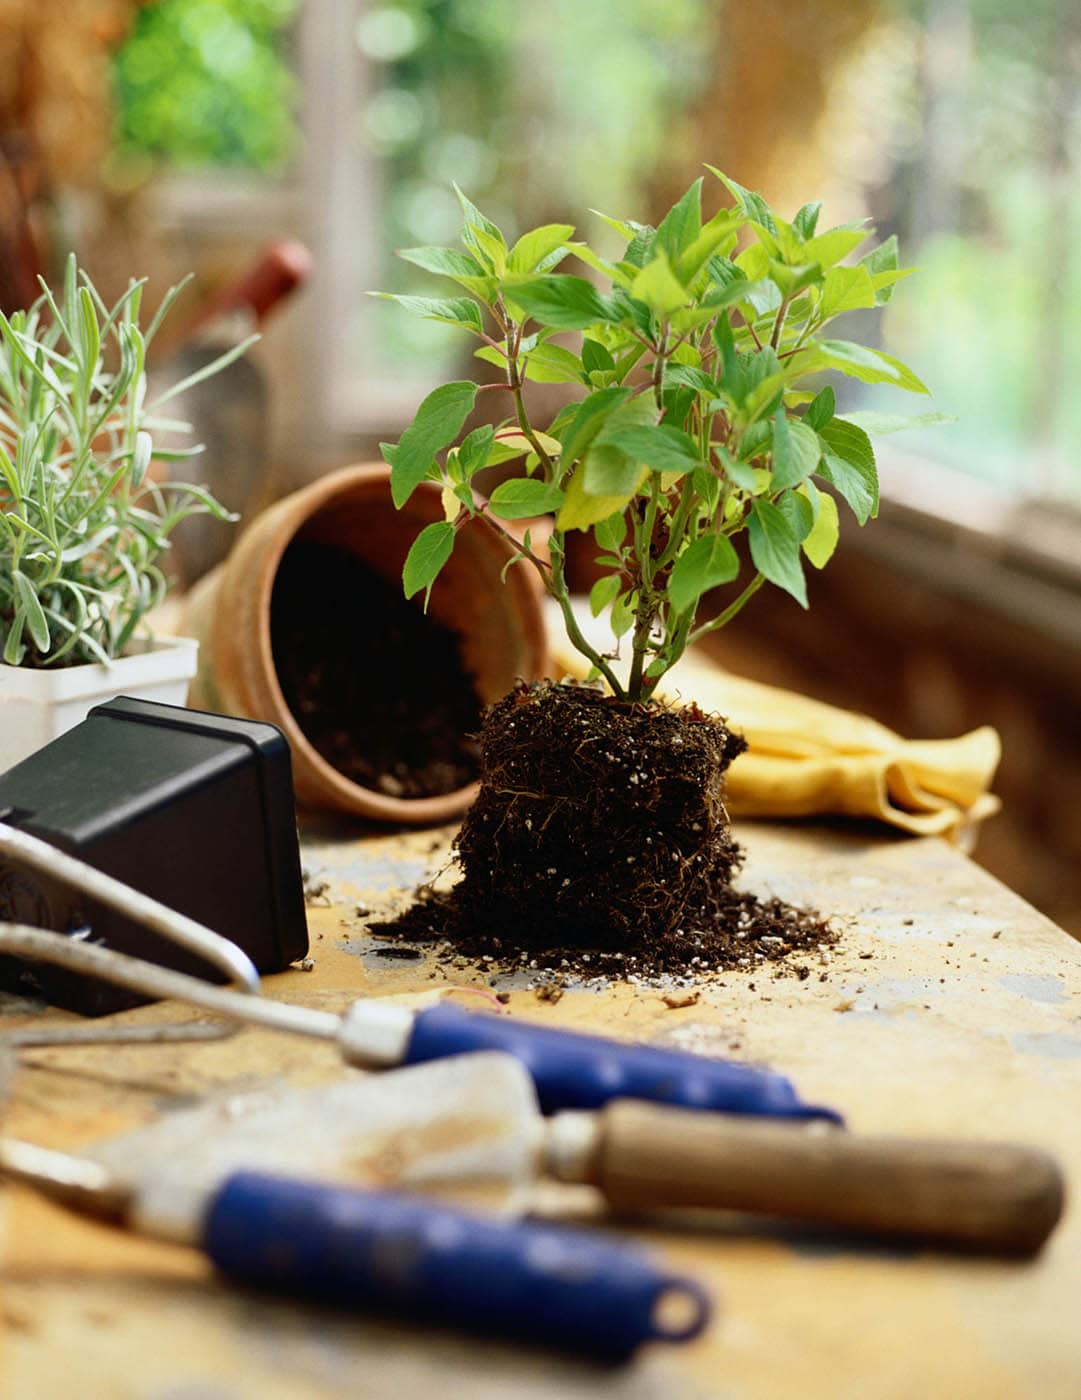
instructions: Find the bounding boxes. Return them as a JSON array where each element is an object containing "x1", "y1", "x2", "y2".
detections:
[
  {"x1": 504, "y1": 275, "x2": 613, "y2": 330},
  {"x1": 582, "y1": 339, "x2": 615, "y2": 376},
  {"x1": 381, "y1": 380, "x2": 478, "y2": 508},
  {"x1": 665, "y1": 364, "x2": 718, "y2": 395},
  {"x1": 12, "y1": 570, "x2": 49, "y2": 652},
  {"x1": 722, "y1": 345, "x2": 783, "y2": 415},
  {"x1": 508, "y1": 223, "x2": 576, "y2": 274},
  {"x1": 795, "y1": 340, "x2": 930, "y2": 394},
  {"x1": 817, "y1": 418, "x2": 878, "y2": 524},
  {"x1": 869, "y1": 268, "x2": 915, "y2": 300},
  {"x1": 861, "y1": 235, "x2": 901, "y2": 304},
  {"x1": 719, "y1": 451, "x2": 757, "y2": 496},
  {"x1": 668, "y1": 533, "x2": 740, "y2": 613},
  {"x1": 629, "y1": 253, "x2": 690, "y2": 318},
  {"x1": 871, "y1": 348, "x2": 930, "y2": 395},
  {"x1": 747, "y1": 499, "x2": 807, "y2": 607},
  {"x1": 557, "y1": 461, "x2": 646, "y2": 530},
  {"x1": 397, "y1": 246, "x2": 495, "y2": 299},
  {"x1": 594, "y1": 511, "x2": 627, "y2": 552},
  {"x1": 607, "y1": 284, "x2": 654, "y2": 336},
  {"x1": 3, "y1": 607, "x2": 25, "y2": 665},
  {"x1": 654, "y1": 178, "x2": 703, "y2": 261},
  {"x1": 801, "y1": 226, "x2": 868, "y2": 267},
  {"x1": 522, "y1": 341, "x2": 586, "y2": 384},
  {"x1": 793, "y1": 202, "x2": 822, "y2": 239},
  {"x1": 402, "y1": 520, "x2": 455, "y2": 606},
  {"x1": 802, "y1": 490, "x2": 839, "y2": 568},
  {"x1": 740, "y1": 277, "x2": 783, "y2": 317},
  {"x1": 454, "y1": 184, "x2": 506, "y2": 271},
  {"x1": 601, "y1": 423, "x2": 701, "y2": 475},
  {"x1": 769, "y1": 261, "x2": 822, "y2": 299},
  {"x1": 589, "y1": 574, "x2": 622, "y2": 617},
  {"x1": 131, "y1": 430, "x2": 152, "y2": 488},
  {"x1": 735, "y1": 242, "x2": 770, "y2": 281},
  {"x1": 374, "y1": 293, "x2": 484, "y2": 334},
  {"x1": 623, "y1": 224, "x2": 656, "y2": 269},
  {"x1": 569, "y1": 242, "x2": 626, "y2": 283},
  {"x1": 611, "y1": 589, "x2": 636, "y2": 637},
  {"x1": 842, "y1": 410, "x2": 955, "y2": 436},
  {"x1": 458, "y1": 424, "x2": 495, "y2": 476},
  {"x1": 692, "y1": 465, "x2": 720, "y2": 510},
  {"x1": 804, "y1": 385, "x2": 835, "y2": 432},
  {"x1": 678, "y1": 210, "x2": 744, "y2": 284},
  {"x1": 771, "y1": 410, "x2": 821, "y2": 489},
  {"x1": 776, "y1": 489, "x2": 815, "y2": 541},
  {"x1": 77, "y1": 287, "x2": 100, "y2": 386},
  {"x1": 707, "y1": 166, "x2": 777, "y2": 234},
  {"x1": 582, "y1": 444, "x2": 640, "y2": 495},
  {"x1": 818, "y1": 265, "x2": 876, "y2": 320},
  {"x1": 488, "y1": 478, "x2": 565, "y2": 519},
  {"x1": 557, "y1": 386, "x2": 633, "y2": 467}
]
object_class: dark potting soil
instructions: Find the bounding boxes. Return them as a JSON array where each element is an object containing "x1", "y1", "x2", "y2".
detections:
[
  {"x1": 270, "y1": 539, "x2": 483, "y2": 799},
  {"x1": 372, "y1": 681, "x2": 837, "y2": 979}
]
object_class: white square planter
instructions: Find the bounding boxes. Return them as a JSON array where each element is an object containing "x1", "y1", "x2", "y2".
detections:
[{"x1": 0, "y1": 637, "x2": 199, "y2": 773}]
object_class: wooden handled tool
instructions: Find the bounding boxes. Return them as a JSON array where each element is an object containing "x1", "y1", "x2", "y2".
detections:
[
  {"x1": 83, "y1": 1052, "x2": 1065, "y2": 1257},
  {"x1": 546, "y1": 1100, "x2": 1066, "y2": 1256}
]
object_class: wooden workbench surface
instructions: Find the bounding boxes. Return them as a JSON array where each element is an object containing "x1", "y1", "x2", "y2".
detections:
[{"x1": 3, "y1": 817, "x2": 1080, "y2": 1399}]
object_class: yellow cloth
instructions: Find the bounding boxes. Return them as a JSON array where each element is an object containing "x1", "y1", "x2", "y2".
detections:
[{"x1": 551, "y1": 642, "x2": 1001, "y2": 845}]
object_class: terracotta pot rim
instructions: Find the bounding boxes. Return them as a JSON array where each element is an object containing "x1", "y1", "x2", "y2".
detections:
[{"x1": 232, "y1": 463, "x2": 502, "y2": 823}]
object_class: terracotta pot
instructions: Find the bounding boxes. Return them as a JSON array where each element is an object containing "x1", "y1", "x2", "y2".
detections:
[{"x1": 184, "y1": 463, "x2": 548, "y2": 823}]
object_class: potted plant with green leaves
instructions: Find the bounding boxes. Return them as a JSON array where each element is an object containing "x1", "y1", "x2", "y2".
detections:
[
  {"x1": 379, "y1": 167, "x2": 940, "y2": 968},
  {"x1": 0, "y1": 256, "x2": 248, "y2": 771}
]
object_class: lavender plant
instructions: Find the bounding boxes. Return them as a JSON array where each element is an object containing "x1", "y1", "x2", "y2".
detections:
[{"x1": 0, "y1": 256, "x2": 251, "y2": 667}]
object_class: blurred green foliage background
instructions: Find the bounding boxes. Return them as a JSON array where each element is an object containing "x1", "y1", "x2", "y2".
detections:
[{"x1": 110, "y1": 0, "x2": 1081, "y2": 503}]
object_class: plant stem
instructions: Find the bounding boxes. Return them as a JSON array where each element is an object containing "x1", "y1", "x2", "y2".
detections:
[
  {"x1": 505, "y1": 331, "x2": 557, "y2": 479},
  {"x1": 770, "y1": 297, "x2": 790, "y2": 350},
  {"x1": 548, "y1": 534, "x2": 625, "y2": 698},
  {"x1": 626, "y1": 584, "x2": 658, "y2": 703},
  {"x1": 688, "y1": 572, "x2": 765, "y2": 644}
]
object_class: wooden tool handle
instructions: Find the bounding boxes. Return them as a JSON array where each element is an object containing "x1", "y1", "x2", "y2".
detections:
[{"x1": 582, "y1": 1102, "x2": 1065, "y2": 1255}]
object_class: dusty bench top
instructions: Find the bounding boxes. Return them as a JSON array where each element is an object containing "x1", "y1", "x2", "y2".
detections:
[{"x1": 3, "y1": 818, "x2": 1080, "y2": 1400}]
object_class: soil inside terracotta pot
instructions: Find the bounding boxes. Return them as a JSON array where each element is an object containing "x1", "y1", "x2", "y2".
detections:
[
  {"x1": 270, "y1": 539, "x2": 483, "y2": 799},
  {"x1": 373, "y1": 681, "x2": 836, "y2": 978}
]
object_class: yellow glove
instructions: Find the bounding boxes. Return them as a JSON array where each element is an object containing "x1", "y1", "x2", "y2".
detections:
[{"x1": 552, "y1": 641, "x2": 1000, "y2": 846}]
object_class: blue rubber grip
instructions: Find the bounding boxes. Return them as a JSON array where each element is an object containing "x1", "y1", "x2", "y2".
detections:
[
  {"x1": 202, "y1": 1172, "x2": 710, "y2": 1362},
  {"x1": 405, "y1": 1003, "x2": 841, "y2": 1122}
]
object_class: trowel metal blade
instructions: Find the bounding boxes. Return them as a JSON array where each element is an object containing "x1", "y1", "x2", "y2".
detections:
[{"x1": 88, "y1": 1051, "x2": 546, "y2": 1214}]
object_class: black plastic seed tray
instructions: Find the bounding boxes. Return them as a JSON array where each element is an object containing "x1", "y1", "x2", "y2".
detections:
[{"x1": 0, "y1": 697, "x2": 309, "y2": 1015}]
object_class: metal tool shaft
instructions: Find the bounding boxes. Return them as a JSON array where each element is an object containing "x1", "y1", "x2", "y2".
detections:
[
  {"x1": 0, "y1": 821, "x2": 259, "y2": 992},
  {"x1": 0, "y1": 924, "x2": 340, "y2": 1041},
  {"x1": 0, "y1": 1137, "x2": 130, "y2": 1220}
]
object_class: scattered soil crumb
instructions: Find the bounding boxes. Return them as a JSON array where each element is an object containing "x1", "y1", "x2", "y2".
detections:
[
  {"x1": 495, "y1": 991, "x2": 511, "y2": 1004},
  {"x1": 661, "y1": 990, "x2": 700, "y2": 1009},
  {"x1": 355, "y1": 903, "x2": 371, "y2": 918},
  {"x1": 535, "y1": 983, "x2": 565, "y2": 1004},
  {"x1": 834, "y1": 998, "x2": 856, "y2": 1013},
  {"x1": 291, "y1": 956, "x2": 316, "y2": 972},
  {"x1": 301, "y1": 869, "x2": 330, "y2": 906}
]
